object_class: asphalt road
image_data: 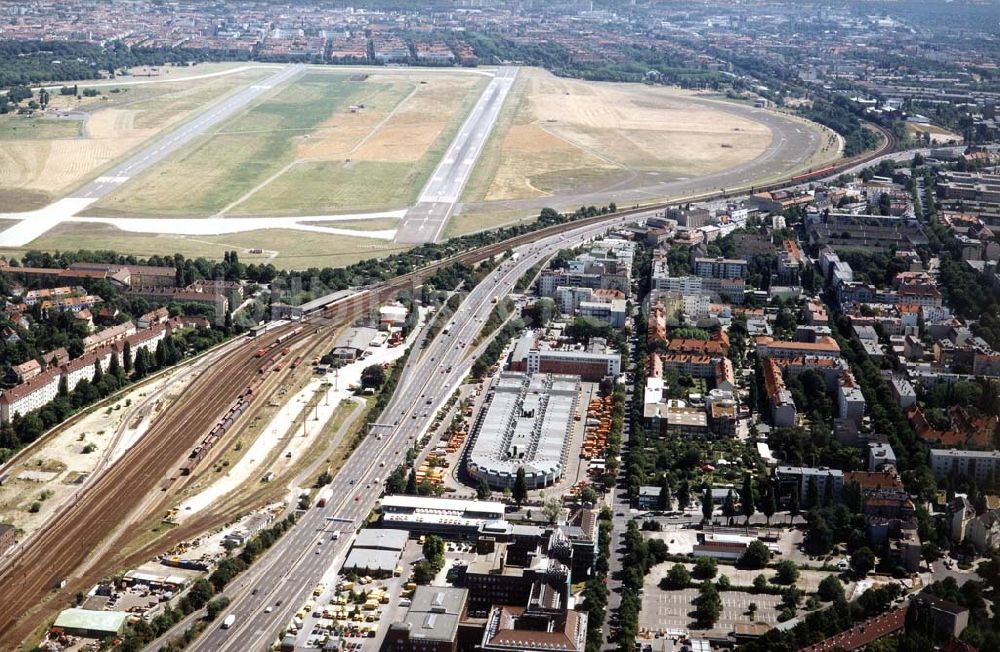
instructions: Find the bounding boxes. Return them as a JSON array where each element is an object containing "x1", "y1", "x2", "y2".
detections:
[
  {"x1": 394, "y1": 67, "x2": 517, "y2": 244},
  {"x1": 187, "y1": 209, "x2": 653, "y2": 652}
]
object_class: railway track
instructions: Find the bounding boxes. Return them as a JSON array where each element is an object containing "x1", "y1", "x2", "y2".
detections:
[
  {"x1": 0, "y1": 326, "x2": 320, "y2": 648},
  {"x1": 0, "y1": 124, "x2": 900, "y2": 649}
]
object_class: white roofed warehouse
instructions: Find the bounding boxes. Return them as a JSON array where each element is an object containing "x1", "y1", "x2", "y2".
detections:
[{"x1": 466, "y1": 373, "x2": 581, "y2": 490}]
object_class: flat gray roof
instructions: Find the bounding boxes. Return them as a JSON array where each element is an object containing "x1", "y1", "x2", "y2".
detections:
[
  {"x1": 343, "y1": 548, "x2": 401, "y2": 574},
  {"x1": 354, "y1": 528, "x2": 409, "y2": 551}
]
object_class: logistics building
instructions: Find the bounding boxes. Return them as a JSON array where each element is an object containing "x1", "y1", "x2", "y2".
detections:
[{"x1": 466, "y1": 373, "x2": 580, "y2": 490}]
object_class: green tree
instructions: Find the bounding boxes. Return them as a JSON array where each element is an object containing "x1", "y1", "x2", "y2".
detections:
[
  {"x1": 789, "y1": 488, "x2": 800, "y2": 523},
  {"x1": 108, "y1": 351, "x2": 122, "y2": 378},
  {"x1": 694, "y1": 556, "x2": 718, "y2": 580},
  {"x1": 92, "y1": 359, "x2": 103, "y2": 384},
  {"x1": 775, "y1": 560, "x2": 800, "y2": 585},
  {"x1": 741, "y1": 474, "x2": 756, "y2": 525},
  {"x1": 360, "y1": 364, "x2": 386, "y2": 390},
  {"x1": 851, "y1": 547, "x2": 876, "y2": 577},
  {"x1": 677, "y1": 480, "x2": 690, "y2": 508},
  {"x1": 723, "y1": 490, "x2": 737, "y2": 525},
  {"x1": 761, "y1": 482, "x2": 777, "y2": 525},
  {"x1": 740, "y1": 540, "x2": 771, "y2": 569},
  {"x1": 665, "y1": 563, "x2": 691, "y2": 589},
  {"x1": 701, "y1": 489, "x2": 714, "y2": 523},
  {"x1": 695, "y1": 583, "x2": 722, "y2": 627},
  {"x1": 817, "y1": 575, "x2": 845, "y2": 602},
  {"x1": 512, "y1": 467, "x2": 528, "y2": 506},
  {"x1": 422, "y1": 535, "x2": 445, "y2": 571},
  {"x1": 412, "y1": 560, "x2": 436, "y2": 585},
  {"x1": 543, "y1": 497, "x2": 562, "y2": 524},
  {"x1": 476, "y1": 479, "x2": 491, "y2": 500}
]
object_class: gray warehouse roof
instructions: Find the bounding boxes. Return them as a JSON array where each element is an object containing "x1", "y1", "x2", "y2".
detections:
[
  {"x1": 396, "y1": 586, "x2": 468, "y2": 643},
  {"x1": 343, "y1": 548, "x2": 401, "y2": 574},
  {"x1": 354, "y1": 528, "x2": 409, "y2": 551},
  {"x1": 467, "y1": 373, "x2": 579, "y2": 486}
]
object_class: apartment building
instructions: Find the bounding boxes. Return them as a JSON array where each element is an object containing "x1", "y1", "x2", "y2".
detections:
[
  {"x1": 694, "y1": 256, "x2": 748, "y2": 279},
  {"x1": 755, "y1": 336, "x2": 841, "y2": 360},
  {"x1": 929, "y1": 449, "x2": 1000, "y2": 484}
]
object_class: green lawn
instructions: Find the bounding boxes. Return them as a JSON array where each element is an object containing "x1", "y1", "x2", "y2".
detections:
[
  {"x1": 236, "y1": 160, "x2": 421, "y2": 215},
  {"x1": 91, "y1": 73, "x2": 380, "y2": 217},
  {"x1": 0, "y1": 117, "x2": 81, "y2": 140},
  {"x1": 7, "y1": 222, "x2": 410, "y2": 270}
]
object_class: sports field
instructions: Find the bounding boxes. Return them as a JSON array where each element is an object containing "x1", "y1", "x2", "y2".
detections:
[
  {"x1": 0, "y1": 66, "x2": 274, "y2": 212},
  {"x1": 463, "y1": 68, "x2": 774, "y2": 203},
  {"x1": 89, "y1": 70, "x2": 487, "y2": 217}
]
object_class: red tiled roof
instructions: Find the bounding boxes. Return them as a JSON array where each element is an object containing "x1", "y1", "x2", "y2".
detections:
[{"x1": 799, "y1": 607, "x2": 906, "y2": 652}]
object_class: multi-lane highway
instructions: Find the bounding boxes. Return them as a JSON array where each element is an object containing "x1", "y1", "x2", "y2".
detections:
[
  {"x1": 0, "y1": 65, "x2": 303, "y2": 247},
  {"x1": 394, "y1": 67, "x2": 518, "y2": 244},
  {"x1": 189, "y1": 204, "x2": 649, "y2": 652}
]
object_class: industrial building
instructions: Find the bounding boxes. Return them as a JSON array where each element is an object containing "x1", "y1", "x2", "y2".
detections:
[
  {"x1": 379, "y1": 495, "x2": 506, "y2": 536},
  {"x1": 466, "y1": 373, "x2": 580, "y2": 490},
  {"x1": 385, "y1": 587, "x2": 478, "y2": 652},
  {"x1": 508, "y1": 331, "x2": 621, "y2": 381},
  {"x1": 52, "y1": 608, "x2": 128, "y2": 639},
  {"x1": 342, "y1": 527, "x2": 409, "y2": 577}
]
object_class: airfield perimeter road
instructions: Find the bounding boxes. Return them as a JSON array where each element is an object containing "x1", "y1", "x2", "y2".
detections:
[
  {"x1": 394, "y1": 66, "x2": 518, "y2": 244},
  {"x1": 0, "y1": 64, "x2": 303, "y2": 248},
  {"x1": 189, "y1": 208, "x2": 648, "y2": 652}
]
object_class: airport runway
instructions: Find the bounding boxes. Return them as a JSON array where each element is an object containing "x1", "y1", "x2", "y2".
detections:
[
  {"x1": 394, "y1": 66, "x2": 518, "y2": 244},
  {"x1": 0, "y1": 64, "x2": 303, "y2": 247}
]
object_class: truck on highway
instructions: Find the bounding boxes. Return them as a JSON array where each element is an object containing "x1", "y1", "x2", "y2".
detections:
[
  {"x1": 221, "y1": 614, "x2": 236, "y2": 629},
  {"x1": 316, "y1": 487, "x2": 333, "y2": 508}
]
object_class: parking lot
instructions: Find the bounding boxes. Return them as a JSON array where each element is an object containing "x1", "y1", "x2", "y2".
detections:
[{"x1": 638, "y1": 587, "x2": 783, "y2": 636}]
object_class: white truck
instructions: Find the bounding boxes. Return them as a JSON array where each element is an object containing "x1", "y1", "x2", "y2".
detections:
[{"x1": 221, "y1": 614, "x2": 236, "y2": 630}]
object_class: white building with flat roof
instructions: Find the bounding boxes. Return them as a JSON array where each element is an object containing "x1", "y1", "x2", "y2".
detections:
[{"x1": 930, "y1": 449, "x2": 1000, "y2": 484}]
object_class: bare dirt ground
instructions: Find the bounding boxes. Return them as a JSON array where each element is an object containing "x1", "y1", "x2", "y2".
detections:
[
  {"x1": 0, "y1": 364, "x2": 204, "y2": 541},
  {"x1": 905, "y1": 122, "x2": 962, "y2": 144},
  {"x1": 0, "y1": 68, "x2": 272, "y2": 211},
  {"x1": 464, "y1": 68, "x2": 773, "y2": 204}
]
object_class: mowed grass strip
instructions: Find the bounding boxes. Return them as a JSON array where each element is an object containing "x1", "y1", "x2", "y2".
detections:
[
  {"x1": 8, "y1": 222, "x2": 410, "y2": 271},
  {"x1": 235, "y1": 73, "x2": 487, "y2": 215},
  {"x1": 0, "y1": 69, "x2": 272, "y2": 211},
  {"x1": 0, "y1": 118, "x2": 81, "y2": 141},
  {"x1": 92, "y1": 73, "x2": 374, "y2": 217}
]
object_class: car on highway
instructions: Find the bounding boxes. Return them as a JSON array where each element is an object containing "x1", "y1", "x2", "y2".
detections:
[{"x1": 264, "y1": 606, "x2": 273, "y2": 613}]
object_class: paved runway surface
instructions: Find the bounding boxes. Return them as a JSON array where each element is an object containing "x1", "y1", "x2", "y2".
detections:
[
  {"x1": 394, "y1": 67, "x2": 518, "y2": 244},
  {"x1": 0, "y1": 65, "x2": 303, "y2": 247}
]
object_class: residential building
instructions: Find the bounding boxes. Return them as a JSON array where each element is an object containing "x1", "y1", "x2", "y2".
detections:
[
  {"x1": 837, "y1": 372, "x2": 866, "y2": 426},
  {"x1": 775, "y1": 466, "x2": 844, "y2": 504},
  {"x1": 929, "y1": 449, "x2": 1000, "y2": 484},
  {"x1": 755, "y1": 336, "x2": 841, "y2": 359},
  {"x1": 694, "y1": 257, "x2": 748, "y2": 279},
  {"x1": 763, "y1": 358, "x2": 796, "y2": 428}
]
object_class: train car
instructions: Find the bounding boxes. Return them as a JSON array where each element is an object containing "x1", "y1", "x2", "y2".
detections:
[
  {"x1": 254, "y1": 348, "x2": 267, "y2": 358},
  {"x1": 274, "y1": 361, "x2": 285, "y2": 372},
  {"x1": 791, "y1": 165, "x2": 837, "y2": 183},
  {"x1": 291, "y1": 355, "x2": 303, "y2": 369},
  {"x1": 281, "y1": 347, "x2": 291, "y2": 356}
]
